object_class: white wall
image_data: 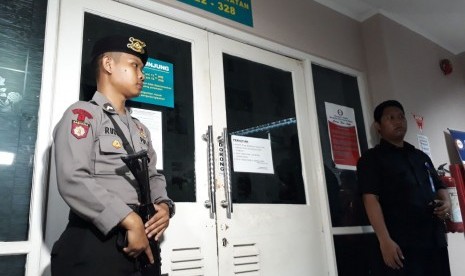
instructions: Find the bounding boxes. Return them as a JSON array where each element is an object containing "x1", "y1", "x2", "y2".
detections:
[{"x1": 150, "y1": 0, "x2": 366, "y2": 71}]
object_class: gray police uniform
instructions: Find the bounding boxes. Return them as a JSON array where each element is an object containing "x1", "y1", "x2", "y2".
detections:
[{"x1": 50, "y1": 91, "x2": 170, "y2": 275}]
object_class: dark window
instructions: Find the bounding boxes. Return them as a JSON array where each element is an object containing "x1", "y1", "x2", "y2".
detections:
[
  {"x1": 0, "y1": 0, "x2": 48, "y2": 242},
  {"x1": 224, "y1": 54, "x2": 306, "y2": 204},
  {"x1": 0, "y1": 255, "x2": 26, "y2": 276},
  {"x1": 312, "y1": 64, "x2": 369, "y2": 226}
]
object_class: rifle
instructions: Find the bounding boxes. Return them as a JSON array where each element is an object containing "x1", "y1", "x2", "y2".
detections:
[{"x1": 121, "y1": 150, "x2": 162, "y2": 276}]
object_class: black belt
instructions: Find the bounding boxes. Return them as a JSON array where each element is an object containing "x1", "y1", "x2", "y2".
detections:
[
  {"x1": 68, "y1": 211, "x2": 91, "y2": 227},
  {"x1": 67, "y1": 204, "x2": 140, "y2": 234}
]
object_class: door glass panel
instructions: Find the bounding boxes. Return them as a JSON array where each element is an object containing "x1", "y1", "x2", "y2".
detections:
[
  {"x1": 224, "y1": 54, "x2": 306, "y2": 204},
  {"x1": 0, "y1": 0, "x2": 48, "y2": 241},
  {"x1": 80, "y1": 13, "x2": 195, "y2": 202},
  {"x1": 0, "y1": 255, "x2": 26, "y2": 276},
  {"x1": 311, "y1": 64, "x2": 369, "y2": 226}
]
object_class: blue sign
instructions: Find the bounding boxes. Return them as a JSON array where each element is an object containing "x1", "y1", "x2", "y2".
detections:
[
  {"x1": 178, "y1": 0, "x2": 253, "y2": 27},
  {"x1": 449, "y1": 129, "x2": 465, "y2": 164},
  {"x1": 130, "y1": 58, "x2": 174, "y2": 108}
]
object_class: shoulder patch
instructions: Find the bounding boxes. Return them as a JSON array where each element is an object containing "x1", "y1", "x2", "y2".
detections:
[
  {"x1": 71, "y1": 108, "x2": 92, "y2": 139},
  {"x1": 71, "y1": 121, "x2": 90, "y2": 139},
  {"x1": 72, "y1": 108, "x2": 93, "y2": 121}
]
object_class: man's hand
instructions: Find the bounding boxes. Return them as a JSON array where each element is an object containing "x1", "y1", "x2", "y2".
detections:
[
  {"x1": 362, "y1": 194, "x2": 404, "y2": 270},
  {"x1": 434, "y1": 189, "x2": 452, "y2": 220},
  {"x1": 433, "y1": 199, "x2": 452, "y2": 220},
  {"x1": 144, "y1": 203, "x2": 170, "y2": 241},
  {"x1": 119, "y1": 211, "x2": 154, "y2": 263},
  {"x1": 379, "y1": 238, "x2": 404, "y2": 269}
]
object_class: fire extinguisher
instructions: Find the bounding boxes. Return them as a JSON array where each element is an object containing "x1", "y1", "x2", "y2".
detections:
[{"x1": 437, "y1": 163, "x2": 464, "y2": 233}]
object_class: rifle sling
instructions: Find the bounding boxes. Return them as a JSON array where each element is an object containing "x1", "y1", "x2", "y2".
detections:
[
  {"x1": 89, "y1": 100, "x2": 135, "y2": 155},
  {"x1": 106, "y1": 113, "x2": 149, "y2": 205},
  {"x1": 106, "y1": 114, "x2": 135, "y2": 155}
]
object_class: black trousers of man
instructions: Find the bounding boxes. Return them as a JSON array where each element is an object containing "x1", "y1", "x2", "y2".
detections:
[
  {"x1": 382, "y1": 246, "x2": 451, "y2": 276},
  {"x1": 51, "y1": 212, "x2": 138, "y2": 276}
]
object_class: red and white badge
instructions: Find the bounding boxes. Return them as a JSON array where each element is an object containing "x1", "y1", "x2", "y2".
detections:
[
  {"x1": 71, "y1": 108, "x2": 93, "y2": 139},
  {"x1": 71, "y1": 120, "x2": 90, "y2": 139}
]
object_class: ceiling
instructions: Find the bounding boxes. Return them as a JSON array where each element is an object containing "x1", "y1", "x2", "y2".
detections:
[{"x1": 314, "y1": 0, "x2": 465, "y2": 55}]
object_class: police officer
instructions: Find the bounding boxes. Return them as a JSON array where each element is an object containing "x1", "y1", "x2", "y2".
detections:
[{"x1": 50, "y1": 35, "x2": 175, "y2": 275}]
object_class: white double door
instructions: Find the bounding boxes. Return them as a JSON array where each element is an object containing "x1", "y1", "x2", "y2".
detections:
[{"x1": 44, "y1": 0, "x2": 329, "y2": 275}]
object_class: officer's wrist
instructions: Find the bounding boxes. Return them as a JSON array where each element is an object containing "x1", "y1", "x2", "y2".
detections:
[
  {"x1": 157, "y1": 200, "x2": 175, "y2": 218},
  {"x1": 119, "y1": 211, "x2": 143, "y2": 230}
]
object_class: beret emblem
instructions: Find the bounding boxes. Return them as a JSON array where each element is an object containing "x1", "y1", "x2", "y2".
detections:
[{"x1": 127, "y1": 37, "x2": 146, "y2": 54}]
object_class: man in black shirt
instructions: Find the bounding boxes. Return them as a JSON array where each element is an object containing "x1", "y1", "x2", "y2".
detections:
[{"x1": 357, "y1": 100, "x2": 451, "y2": 276}]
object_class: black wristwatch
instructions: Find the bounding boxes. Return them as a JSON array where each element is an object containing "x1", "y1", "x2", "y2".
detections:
[{"x1": 159, "y1": 200, "x2": 175, "y2": 218}]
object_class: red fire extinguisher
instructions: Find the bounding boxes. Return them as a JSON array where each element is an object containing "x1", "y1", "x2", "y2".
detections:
[{"x1": 438, "y1": 164, "x2": 464, "y2": 233}]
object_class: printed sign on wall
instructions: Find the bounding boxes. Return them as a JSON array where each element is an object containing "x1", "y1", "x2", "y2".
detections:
[
  {"x1": 130, "y1": 58, "x2": 174, "y2": 108},
  {"x1": 325, "y1": 102, "x2": 361, "y2": 170},
  {"x1": 417, "y1": 134, "x2": 432, "y2": 158},
  {"x1": 178, "y1": 0, "x2": 253, "y2": 27}
]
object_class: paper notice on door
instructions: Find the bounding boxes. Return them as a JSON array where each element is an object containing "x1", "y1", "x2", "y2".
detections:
[
  {"x1": 130, "y1": 108, "x2": 163, "y2": 170},
  {"x1": 231, "y1": 135, "x2": 274, "y2": 174}
]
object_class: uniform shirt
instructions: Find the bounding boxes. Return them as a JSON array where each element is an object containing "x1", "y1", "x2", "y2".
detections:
[
  {"x1": 50, "y1": 92, "x2": 169, "y2": 235},
  {"x1": 357, "y1": 139, "x2": 447, "y2": 249}
]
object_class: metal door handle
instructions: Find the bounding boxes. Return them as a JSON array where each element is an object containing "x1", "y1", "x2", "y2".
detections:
[
  {"x1": 202, "y1": 126, "x2": 216, "y2": 218},
  {"x1": 218, "y1": 128, "x2": 233, "y2": 218}
]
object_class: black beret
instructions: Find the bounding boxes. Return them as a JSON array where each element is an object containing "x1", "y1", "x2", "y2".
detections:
[
  {"x1": 374, "y1": 100, "x2": 404, "y2": 123},
  {"x1": 91, "y1": 35, "x2": 148, "y2": 64}
]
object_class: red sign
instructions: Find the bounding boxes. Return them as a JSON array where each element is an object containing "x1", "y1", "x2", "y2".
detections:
[
  {"x1": 325, "y1": 102, "x2": 361, "y2": 170},
  {"x1": 328, "y1": 121, "x2": 360, "y2": 168}
]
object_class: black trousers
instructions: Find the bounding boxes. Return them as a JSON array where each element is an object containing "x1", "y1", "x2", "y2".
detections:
[
  {"x1": 382, "y1": 246, "x2": 451, "y2": 276},
  {"x1": 51, "y1": 212, "x2": 138, "y2": 276}
]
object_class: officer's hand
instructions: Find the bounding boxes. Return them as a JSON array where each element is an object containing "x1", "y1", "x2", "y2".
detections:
[
  {"x1": 379, "y1": 238, "x2": 404, "y2": 269},
  {"x1": 120, "y1": 212, "x2": 154, "y2": 263},
  {"x1": 145, "y1": 203, "x2": 170, "y2": 241}
]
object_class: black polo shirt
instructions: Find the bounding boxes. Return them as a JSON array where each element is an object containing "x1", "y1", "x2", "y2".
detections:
[{"x1": 357, "y1": 139, "x2": 447, "y2": 249}]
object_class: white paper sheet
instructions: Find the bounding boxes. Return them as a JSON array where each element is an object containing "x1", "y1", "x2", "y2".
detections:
[
  {"x1": 130, "y1": 108, "x2": 163, "y2": 170},
  {"x1": 417, "y1": 134, "x2": 432, "y2": 158},
  {"x1": 231, "y1": 135, "x2": 274, "y2": 174}
]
